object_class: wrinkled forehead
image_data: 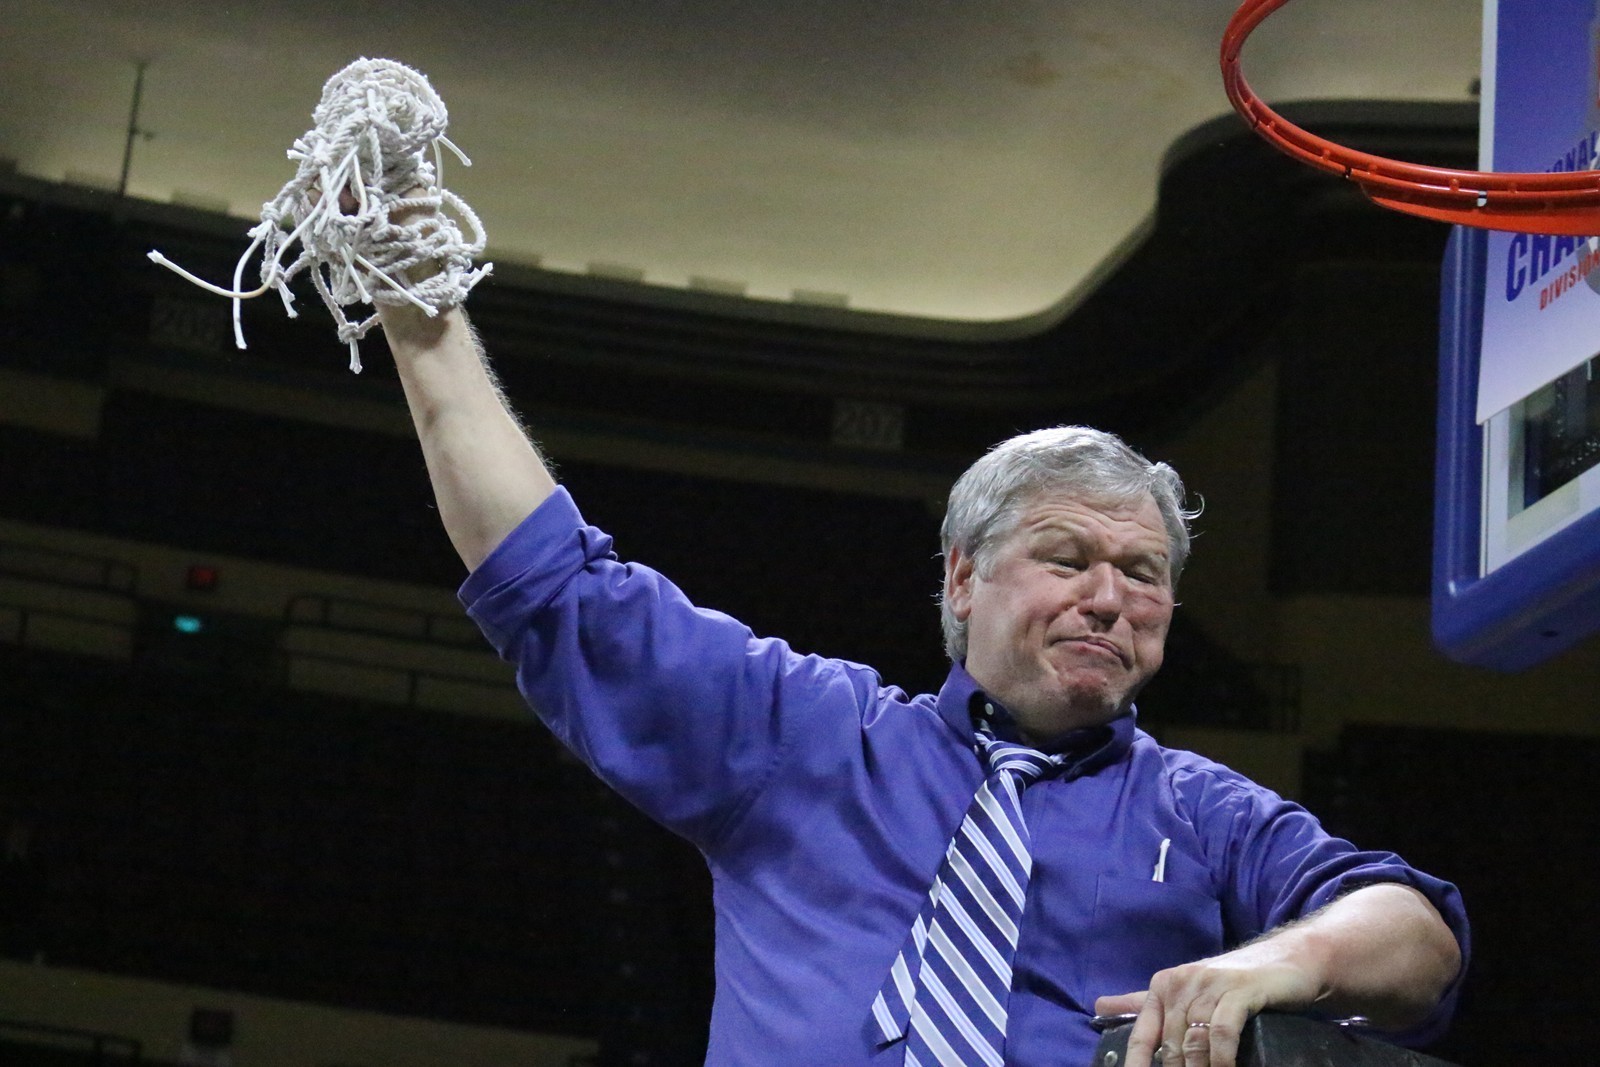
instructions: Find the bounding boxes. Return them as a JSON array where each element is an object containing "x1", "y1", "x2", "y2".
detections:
[
  {"x1": 988, "y1": 489, "x2": 1170, "y2": 570},
  {"x1": 1008, "y1": 487, "x2": 1166, "y2": 537}
]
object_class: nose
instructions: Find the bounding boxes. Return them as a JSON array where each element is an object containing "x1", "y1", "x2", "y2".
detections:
[{"x1": 1078, "y1": 562, "x2": 1124, "y2": 623}]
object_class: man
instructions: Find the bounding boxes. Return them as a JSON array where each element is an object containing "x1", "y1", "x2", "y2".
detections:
[{"x1": 375, "y1": 293, "x2": 1467, "y2": 1067}]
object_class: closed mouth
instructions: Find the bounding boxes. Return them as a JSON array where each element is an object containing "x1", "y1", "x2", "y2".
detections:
[{"x1": 1060, "y1": 635, "x2": 1129, "y2": 667}]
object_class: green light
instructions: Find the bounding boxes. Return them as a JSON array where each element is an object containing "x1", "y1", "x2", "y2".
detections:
[{"x1": 173, "y1": 614, "x2": 204, "y2": 634}]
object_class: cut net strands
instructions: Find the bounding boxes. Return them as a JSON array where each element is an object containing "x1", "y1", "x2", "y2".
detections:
[
  {"x1": 148, "y1": 58, "x2": 492, "y2": 372},
  {"x1": 1222, "y1": 0, "x2": 1600, "y2": 236}
]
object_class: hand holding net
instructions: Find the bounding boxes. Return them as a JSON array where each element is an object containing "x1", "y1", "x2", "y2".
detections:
[{"x1": 148, "y1": 57, "x2": 492, "y2": 372}]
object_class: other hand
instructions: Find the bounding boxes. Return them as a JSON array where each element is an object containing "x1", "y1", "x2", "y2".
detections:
[{"x1": 1093, "y1": 939, "x2": 1321, "y2": 1067}]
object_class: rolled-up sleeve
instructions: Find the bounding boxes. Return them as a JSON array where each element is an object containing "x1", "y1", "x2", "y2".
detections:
[
  {"x1": 1185, "y1": 766, "x2": 1470, "y2": 1045},
  {"x1": 459, "y1": 487, "x2": 831, "y2": 850}
]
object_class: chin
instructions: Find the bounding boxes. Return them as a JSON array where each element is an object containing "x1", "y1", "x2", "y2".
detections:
[
  {"x1": 1052, "y1": 672, "x2": 1127, "y2": 714},
  {"x1": 1019, "y1": 688, "x2": 1124, "y2": 740}
]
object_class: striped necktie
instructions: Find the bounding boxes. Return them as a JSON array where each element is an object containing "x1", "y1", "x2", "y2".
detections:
[{"x1": 871, "y1": 730, "x2": 1062, "y2": 1066}]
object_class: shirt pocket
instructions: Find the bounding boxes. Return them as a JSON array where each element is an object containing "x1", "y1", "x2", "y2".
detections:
[{"x1": 1086, "y1": 874, "x2": 1225, "y2": 997}]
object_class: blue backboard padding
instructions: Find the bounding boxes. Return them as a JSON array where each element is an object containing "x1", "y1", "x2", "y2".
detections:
[{"x1": 1434, "y1": 226, "x2": 1600, "y2": 670}]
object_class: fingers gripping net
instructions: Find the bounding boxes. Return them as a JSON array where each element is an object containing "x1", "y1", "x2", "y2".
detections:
[{"x1": 148, "y1": 58, "x2": 492, "y2": 372}]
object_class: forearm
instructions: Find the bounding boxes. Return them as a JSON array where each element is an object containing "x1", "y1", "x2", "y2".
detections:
[
  {"x1": 1266, "y1": 882, "x2": 1461, "y2": 1028},
  {"x1": 380, "y1": 302, "x2": 557, "y2": 571},
  {"x1": 1098, "y1": 881, "x2": 1462, "y2": 1067}
]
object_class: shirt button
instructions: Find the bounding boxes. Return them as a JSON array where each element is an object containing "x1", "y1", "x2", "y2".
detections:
[{"x1": 983, "y1": 703, "x2": 995, "y2": 719}]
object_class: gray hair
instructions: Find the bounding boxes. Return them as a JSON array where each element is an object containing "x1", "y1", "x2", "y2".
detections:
[{"x1": 939, "y1": 426, "x2": 1198, "y2": 662}]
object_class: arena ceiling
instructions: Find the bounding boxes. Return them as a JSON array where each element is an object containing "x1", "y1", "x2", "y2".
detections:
[{"x1": 2, "y1": 0, "x2": 1479, "y2": 334}]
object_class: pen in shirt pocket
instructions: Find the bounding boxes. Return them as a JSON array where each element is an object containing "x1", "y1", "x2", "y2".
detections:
[{"x1": 1152, "y1": 838, "x2": 1171, "y2": 882}]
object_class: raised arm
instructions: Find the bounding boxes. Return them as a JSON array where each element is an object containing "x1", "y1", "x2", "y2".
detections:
[
  {"x1": 1095, "y1": 882, "x2": 1462, "y2": 1067},
  {"x1": 378, "y1": 300, "x2": 557, "y2": 572}
]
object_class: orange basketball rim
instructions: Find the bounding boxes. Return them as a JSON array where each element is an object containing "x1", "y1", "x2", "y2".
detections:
[{"x1": 1221, "y1": 0, "x2": 1600, "y2": 236}]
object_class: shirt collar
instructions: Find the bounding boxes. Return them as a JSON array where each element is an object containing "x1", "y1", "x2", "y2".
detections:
[{"x1": 934, "y1": 663, "x2": 1135, "y2": 774}]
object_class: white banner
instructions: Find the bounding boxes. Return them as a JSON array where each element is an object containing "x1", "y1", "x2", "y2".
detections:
[{"x1": 1476, "y1": 0, "x2": 1600, "y2": 423}]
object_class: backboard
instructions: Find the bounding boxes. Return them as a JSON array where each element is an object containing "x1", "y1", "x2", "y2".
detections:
[{"x1": 1433, "y1": 0, "x2": 1600, "y2": 669}]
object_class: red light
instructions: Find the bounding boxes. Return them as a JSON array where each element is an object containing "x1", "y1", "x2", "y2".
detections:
[{"x1": 185, "y1": 565, "x2": 220, "y2": 592}]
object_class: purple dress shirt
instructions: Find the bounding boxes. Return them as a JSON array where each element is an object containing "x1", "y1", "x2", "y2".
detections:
[{"x1": 460, "y1": 488, "x2": 1469, "y2": 1067}]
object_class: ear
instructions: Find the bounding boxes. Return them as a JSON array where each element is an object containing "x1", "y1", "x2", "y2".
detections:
[{"x1": 944, "y1": 545, "x2": 977, "y2": 622}]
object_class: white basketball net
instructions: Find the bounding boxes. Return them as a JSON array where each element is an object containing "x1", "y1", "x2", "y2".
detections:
[{"x1": 148, "y1": 57, "x2": 492, "y2": 373}]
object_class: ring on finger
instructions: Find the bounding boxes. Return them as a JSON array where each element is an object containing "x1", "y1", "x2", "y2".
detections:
[{"x1": 1187, "y1": 1021, "x2": 1212, "y2": 1031}]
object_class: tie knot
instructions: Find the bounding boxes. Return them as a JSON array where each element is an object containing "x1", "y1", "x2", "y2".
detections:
[{"x1": 976, "y1": 732, "x2": 1062, "y2": 787}]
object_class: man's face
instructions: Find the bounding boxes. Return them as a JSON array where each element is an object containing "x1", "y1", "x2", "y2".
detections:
[{"x1": 945, "y1": 491, "x2": 1175, "y2": 743}]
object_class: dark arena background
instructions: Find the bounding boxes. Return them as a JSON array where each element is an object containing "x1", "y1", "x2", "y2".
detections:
[{"x1": 3, "y1": 102, "x2": 1600, "y2": 1067}]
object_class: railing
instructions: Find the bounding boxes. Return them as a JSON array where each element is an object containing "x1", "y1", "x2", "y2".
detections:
[
  {"x1": 0, "y1": 595, "x2": 517, "y2": 719},
  {"x1": 1092, "y1": 1012, "x2": 1458, "y2": 1067},
  {"x1": 284, "y1": 592, "x2": 483, "y2": 647},
  {"x1": 0, "y1": 539, "x2": 141, "y2": 661},
  {"x1": 0, "y1": 541, "x2": 137, "y2": 594},
  {"x1": 0, "y1": 1017, "x2": 142, "y2": 1064},
  {"x1": 280, "y1": 592, "x2": 517, "y2": 717},
  {"x1": 0, "y1": 599, "x2": 135, "y2": 662},
  {"x1": 0, "y1": 552, "x2": 516, "y2": 716},
  {"x1": 282, "y1": 647, "x2": 523, "y2": 719}
]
